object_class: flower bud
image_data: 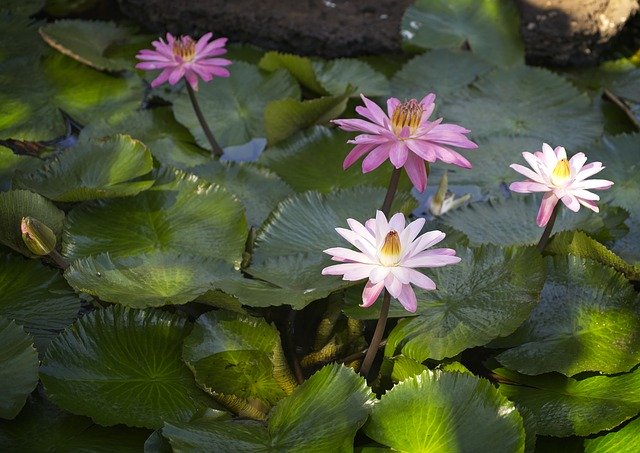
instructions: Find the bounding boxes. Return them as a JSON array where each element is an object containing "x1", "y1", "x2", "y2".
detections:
[
  {"x1": 428, "y1": 171, "x2": 471, "y2": 216},
  {"x1": 21, "y1": 217, "x2": 57, "y2": 256}
]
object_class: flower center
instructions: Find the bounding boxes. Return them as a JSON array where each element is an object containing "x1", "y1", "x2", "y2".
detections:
[
  {"x1": 550, "y1": 158, "x2": 571, "y2": 186},
  {"x1": 173, "y1": 36, "x2": 196, "y2": 62},
  {"x1": 379, "y1": 230, "x2": 401, "y2": 266},
  {"x1": 391, "y1": 99, "x2": 423, "y2": 136}
]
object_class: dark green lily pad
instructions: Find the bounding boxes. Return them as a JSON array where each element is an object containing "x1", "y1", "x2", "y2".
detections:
[{"x1": 40, "y1": 306, "x2": 214, "y2": 429}]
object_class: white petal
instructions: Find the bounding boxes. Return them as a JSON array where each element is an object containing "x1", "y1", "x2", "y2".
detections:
[
  {"x1": 385, "y1": 273, "x2": 403, "y2": 298},
  {"x1": 388, "y1": 212, "x2": 406, "y2": 232},
  {"x1": 369, "y1": 265, "x2": 390, "y2": 284},
  {"x1": 323, "y1": 247, "x2": 375, "y2": 264},
  {"x1": 407, "y1": 269, "x2": 436, "y2": 290},
  {"x1": 321, "y1": 263, "x2": 372, "y2": 280},
  {"x1": 407, "y1": 230, "x2": 446, "y2": 257}
]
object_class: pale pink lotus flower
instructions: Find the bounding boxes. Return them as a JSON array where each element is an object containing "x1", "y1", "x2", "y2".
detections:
[
  {"x1": 135, "y1": 32, "x2": 231, "y2": 90},
  {"x1": 322, "y1": 211, "x2": 460, "y2": 313},
  {"x1": 332, "y1": 94, "x2": 478, "y2": 192},
  {"x1": 509, "y1": 143, "x2": 614, "y2": 227}
]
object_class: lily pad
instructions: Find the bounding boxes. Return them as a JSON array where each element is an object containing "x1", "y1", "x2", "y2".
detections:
[
  {"x1": 162, "y1": 364, "x2": 373, "y2": 451},
  {"x1": 495, "y1": 366, "x2": 640, "y2": 437},
  {"x1": 173, "y1": 62, "x2": 300, "y2": 149},
  {"x1": 401, "y1": 0, "x2": 524, "y2": 66},
  {"x1": 62, "y1": 171, "x2": 248, "y2": 265},
  {"x1": 15, "y1": 134, "x2": 154, "y2": 202},
  {"x1": 0, "y1": 252, "x2": 80, "y2": 352},
  {"x1": 385, "y1": 246, "x2": 546, "y2": 362},
  {"x1": 0, "y1": 189, "x2": 64, "y2": 257},
  {"x1": 0, "y1": 317, "x2": 39, "y2": 419},
  {"x1": 584, "y1": 416, "x2": 640, "y2": 453},
  {"x1": 182, "y1": 311, "x2": 296, "y2": 420},
  {"x1": 442, "y1": 66, "x2": 602, "y2": 149},
  {"x1": 65, "y1": 252, "x2": 236, "y2": 308},
  {"x1": 495, "y1": 256, "x2": 640, "y2": 376},
  {"x1": 364, "y1": 370, "x2": 525, "y2": 452},
  {"x1": 40, "y1": 306, "x2": 215, "y2": 429}
]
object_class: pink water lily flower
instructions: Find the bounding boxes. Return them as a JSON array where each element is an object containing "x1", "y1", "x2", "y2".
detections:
[
  {"x1": 332, "y1": 94, "x2": 478, "y2": 192},
  {"x1": 322, "y1": 211, "x2": 460, "y2": 313},
  {"x1": 509, "y1": 143, "x2": 614, "y2": 227},
  {"x1": 136, "y1": 32, "x2": 231, "y2": 90}
]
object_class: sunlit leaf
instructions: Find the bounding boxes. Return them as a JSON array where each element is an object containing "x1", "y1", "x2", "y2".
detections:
[
  {"x1": 584, "y1": 416, "x2": 640, "y2": 453},
  {"x1": 40, "y1": 306, "x2": 215, "y2": 429}
]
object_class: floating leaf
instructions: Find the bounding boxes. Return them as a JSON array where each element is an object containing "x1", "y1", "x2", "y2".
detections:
[
  {"x1": 391, "y1": 49, "x2": 492, "y2": 101},
  {"x1": 65, "y1": 252, "x2": 236, "y2": 308},
  {"x1": 495, "y1": 366, "x2": 640, "y2": 437},
  {"x1": 0, "y1": 146, "x2": 40, "y2": 191},
  {"x1": 440, "y1": 195, "x2": 623, "y2": 247},
  {"x1": 385, "y1": 246, "x2": 545, "y2": 362},
  {"x1": 259, "y1": 126, "x2": 412, "y2": 193},
  {"x1": 62, "y1": 171, "x2": 248, "y2": 265},
  {"x1": 0, "y1": 396, "x2": 150, "y2": 451},
  {"x1": 443, "y1": 66, "x2": 602, "y2": 149},
  {"x1": 0, "y1": 189, "x2": 64, "y2": 257},
  {"x1": 182, "y1": 311, "x2": 296, "y2": 419},
  {"x1": 610, "y1": 214, "x2": 640, "y2": 266},
  {"x1": 584, "y1": 416, "x2": 640, "y2": 453},
  {"x1": 40, "y1": 306, "x2": 214, "y2": 429},
  {"x1": 364, "y1": 370, "x2": 525, "y2": 452},
  {"x1": 0, "y1": 252, "x2": 80, "y2": 352},
  {"x1": 163, "y1": 364, "x2": 373, "y2": 451},
  {"x1": 39, "y1": 20, "x2": 134, "y2": 71},
  {"x1": 312, "y1": 59, "x2": 389, "y2": 97},
  {"x1": 173, "y1": 62, "x2": 299, "y2": 149},
  {"x1": 495, "y1": 256, "x2": 640, "y2": 376},
  {"x1": 0, "y1": 317, "x2": 38, "y2": 419},
  {"x1": 16, "y1": 134, "x2": 154, "y2": 202},
  {"x1": 259, "y1": 52, "x2": 327, "y2": 94},
  {"x1": 401, "y1": 0, "x2": 524, "y2": 66}
]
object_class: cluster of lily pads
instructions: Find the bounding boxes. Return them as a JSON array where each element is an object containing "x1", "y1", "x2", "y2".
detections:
[{"x1": 1, "y1": 0, "x2": 640, "y2": 451}]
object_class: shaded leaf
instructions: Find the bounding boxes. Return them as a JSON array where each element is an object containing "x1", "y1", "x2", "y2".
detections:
[{"x1": 312, "y1": 59, "x2": 389, "y2": 97}]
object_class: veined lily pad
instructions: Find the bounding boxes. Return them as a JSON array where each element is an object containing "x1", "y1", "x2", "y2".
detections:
[
  {"x1": 182, "y1": 311, "x2": 296, "y2": 420},
  {"x1": 40, "y1": 306, "x2": 215, "y2": 429},
  {"x1": 172, "y1": 62, "x2": 300, "y2": 149},
  {"x1": 401, "y1": 0, "x2": 524, "y2": 67},
  {"x1": 494, "y1": 255, "x2": 640, "y2": 376},
  {"x1": 0, "y1": 317, "x2": 39, "y2": 420},
  {"x1": 0, "y1": 252, "x2": 80, "y2": 352},
  {"x1": 62, "y1": 171, "x2": 248, "y2": 265},
  {"x1": 15, "y1": 134, "x2": 154, "y2": 202},
  {"x1": 364, "y1": 370, "x2": 525, "y2": 452},
  {"x1": 162, "y1": 364, "x2": 373, "y2": 451},
  {"x1": 584, "y1": 416, "x2": 640, "y2": 453},
  {"x1": 64, "y1": 252, "x2": 237, "y2": 308},
  {"x1": 384, "y1": 245, "x2": 546, "y2": 362}
]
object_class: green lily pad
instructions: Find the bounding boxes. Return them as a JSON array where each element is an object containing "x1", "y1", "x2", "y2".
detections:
[
  {"x1": 172, "y1": 62, "x2": 300, "y2": 149},
  {"x1": 495, "y1": 366, "x2": 640, "y2": 437},
  {"x1": 62, "y1": 171, "x2": 248, "y2": 265},
  {"x1": 162, "y1": 364, "x2": 373, "y2": 451},
  {"x1": 259, "y1": 126, "x2": 412, "y2": 193},
  {"x1": 440, "y1": 195, "x2": 623, "y2": 247},
  {"x1": 264, "y1": 92, "x2": 350, "y2": 145},
  {"x1": 3, "y1": 0, "x2": 45, "y2": 16},
  {"x1": 0, "y1": 317, "x2": 38, "y2": 420},
  {"x1": 401, "y1": 0, "x2": 524, "y2": 67},
  {"x1": 40, "y1": 306, "x2": 215, "y2": 429},
  {"x1": 610, "y1": 214, "x2": 640, "y2": 266},
  {"x1": 442, "y1": 66, "x2": 602, "y2": 149},
  {"x1": 15, "y1": 134, "x2": 154, "y2": 202},
  {"x1": 65, "y1": 252, "x2": 236, "y2": 308},
  {"x1": 384, "y1": 246, "x2": 545, "y2": 362},
  {"x1": 182, "y1": 311, "x2": 296, "y2": 420},
  {"x1": 0, "y1": 396, "x2": 151, "y2": 451},
  {"x1": 364, "y1": 370, "x2": 525, "y2": 452},
  {"x1": 39, "y1": 20, "x2": 134, "y2": 71},
  {"x1": 0, "y1": 189, "x2": 64, "y2": 257},
  {"x1": 259, "y1": 52, "x2": 327, "y2": 94},
  {"x1": 190, "y1": 160, "x2": 293, "y2": 227},
  {"x1": 391, "y1": 49, "x2": 492, "y2": 101},
  {"x1": 312, "y1": 58, "x2": 389, "y2": 97},
  {"x1": 494, "y1": 256, "x2": 640, "y2": 376},
  {"x1": 584, "y1": 416, "x2": 640, "y2": 453},
  {"x1": 0, "y1": 252, "x2": 80, "y2": 352},
  {"x1": 0, "y1": 146, "x2": 41, "y2": 191}
]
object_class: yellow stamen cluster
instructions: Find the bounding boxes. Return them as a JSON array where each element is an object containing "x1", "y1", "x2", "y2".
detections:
[
  {"x1": 551, "y1": 158, "x2": 571, "y2": 186},
  {"x1": 379, "y1": 230, "x2": 401, "y2": 266},
  {"x1": 391, "y1": 99, "x2": 423, "y2": 136},
  {"x1": 173, "y1": 36, "x2": 196, "y2": 61}
]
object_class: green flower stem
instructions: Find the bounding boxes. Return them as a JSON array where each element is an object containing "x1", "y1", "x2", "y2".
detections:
[
  {"x1": 380, "y1": 167, "x2": 402, "y2": 216},
  {"x1": 360, "y1": 291, "x2": 391, "y2": 379},
  {"x1": 536, "y1": 202, "x2": 561, "y2": 252},
  {"x1": 286, "y1": 309, "x2": 305, "y2": 384},
  {"x1": 49, "y1": 249, "x2": 69, "y2": 270},
  {"x1": 186, "y1": 83, "x2": 224, "y2": 157}
]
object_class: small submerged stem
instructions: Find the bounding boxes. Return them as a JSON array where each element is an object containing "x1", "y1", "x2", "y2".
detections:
[
  {"x1": 186, "y1": 84, "x2": 224, "y2": 157},
  {"x1": 380, "y1": 168, "x2": 402, "y2": 216},
  {"x1": 360, "y1": 291, "x2": 391, "y2": 379},
  {"x1": 536, "y1": 202, "x2": 561, "y2": 252},
  {"x1": 285, "y1": 309, "x2": 305, "y2": 385}
]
